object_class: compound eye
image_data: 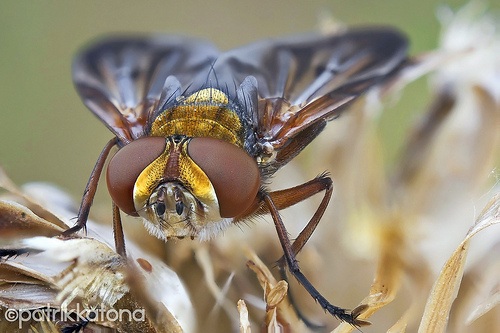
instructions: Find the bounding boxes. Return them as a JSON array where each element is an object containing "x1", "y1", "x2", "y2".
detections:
[
  {"x1": 106, "y1": 137, "x2": 166, "y2": 216},
  {"x1": 187, "y1": 138, "x2": 260, "y2": 218}
]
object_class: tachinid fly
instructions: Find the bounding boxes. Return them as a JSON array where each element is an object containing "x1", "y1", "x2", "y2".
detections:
[{"x1": 64, "y1": 28, "x2": 408, "y2": 326}]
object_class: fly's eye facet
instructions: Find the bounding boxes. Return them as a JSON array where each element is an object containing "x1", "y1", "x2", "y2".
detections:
[
  {"x1": 106, "y1": 137, "x2": 167, "y2": 216},
  {"x1": 187, "y1": 137, "x2": 260, "y2": 218}
]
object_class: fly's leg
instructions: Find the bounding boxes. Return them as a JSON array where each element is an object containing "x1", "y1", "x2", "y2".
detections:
[
  {"x1": 61, "y1": 137, "x2": 118, "y2": 237},
  {"x1": 61, "y1": 138, "x2": 127, "y2": 258},
  {"x1": 258, "y1": 174, "x2": 367, "y2": 326},
  {"x1": 112, "y1": 201, "x2": 126, "y2": 257}
]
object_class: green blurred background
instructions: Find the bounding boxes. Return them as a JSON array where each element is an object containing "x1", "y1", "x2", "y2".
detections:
[{"x1": 0, "y1": 0, "x2": 496, "y2": 206}]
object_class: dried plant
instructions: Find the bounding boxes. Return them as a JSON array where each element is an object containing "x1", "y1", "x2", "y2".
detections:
[{"x1": 1, "y1": 2, "x2": 499, "y2": 333}]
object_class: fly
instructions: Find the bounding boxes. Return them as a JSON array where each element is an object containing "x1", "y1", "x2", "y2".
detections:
[{"x1": 64, "y1": 29, "x2": 408, "y2": 326}]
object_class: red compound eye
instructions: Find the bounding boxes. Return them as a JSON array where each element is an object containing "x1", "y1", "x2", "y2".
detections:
[
  {"x1": 106, "y1": 137, "x2": 166, "y2": 216},
  {"x1": 187, "y1": 137, "x2": 260, "y2": 218}
]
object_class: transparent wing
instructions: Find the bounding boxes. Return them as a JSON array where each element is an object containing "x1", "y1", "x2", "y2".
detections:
[
  {"x1": 73, "y1": 29, "x2": 407, "y2": 168},
  {"x1": 72, "y1": 35, "x2": 220, "y2": 143},
  {"x1": 214, "y1": 28, "x2": 408, "y2": 170}
]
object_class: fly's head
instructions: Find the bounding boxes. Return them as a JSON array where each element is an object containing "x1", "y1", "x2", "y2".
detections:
[{"x1": 106, "y1": 135, "x2": 260, "y2": 241}]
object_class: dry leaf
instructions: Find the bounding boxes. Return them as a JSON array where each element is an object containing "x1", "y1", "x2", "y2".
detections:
[{"x1": 418, "y1": 193, "x2": 500, "y2": 333}]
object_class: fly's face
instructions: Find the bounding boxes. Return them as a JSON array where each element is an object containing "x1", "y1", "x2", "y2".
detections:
[
  {"x1": 105, "y1": 89, "x2": 261, "y2": 240},
  {"x1": 143, "y1": 182, "x2": 212, "y2": 238}
]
